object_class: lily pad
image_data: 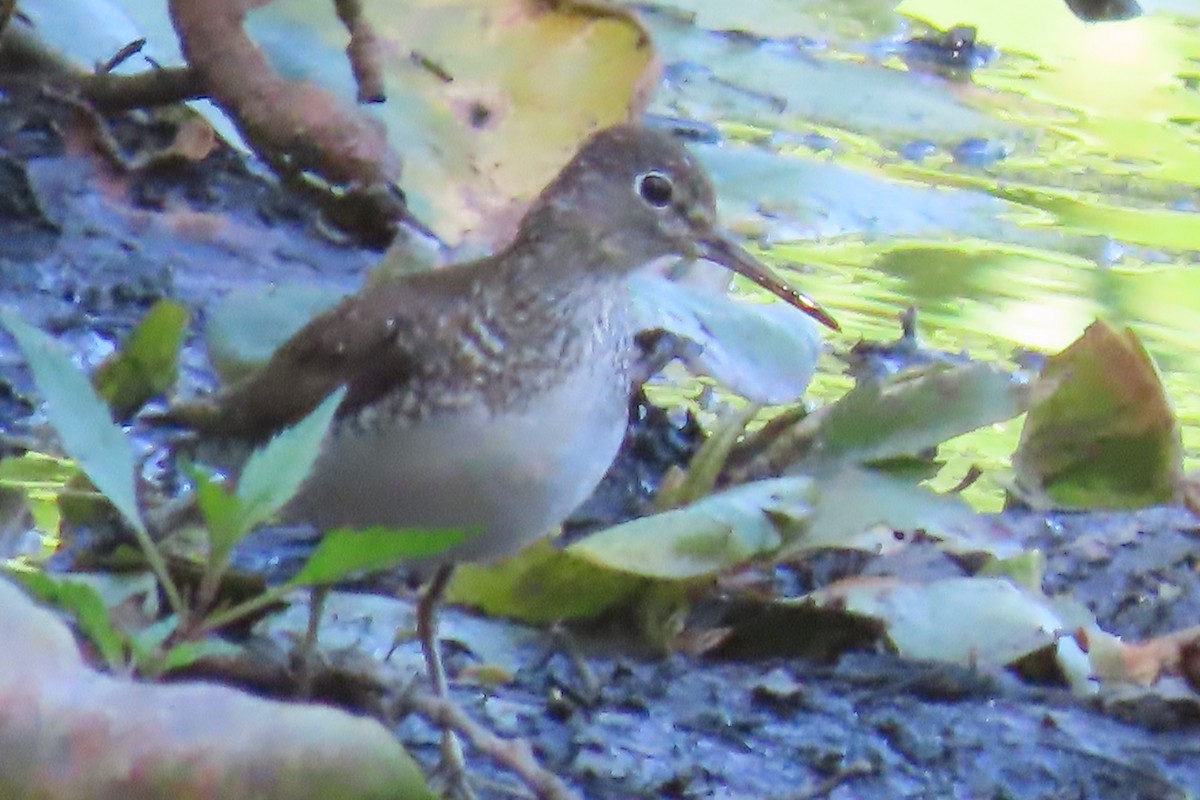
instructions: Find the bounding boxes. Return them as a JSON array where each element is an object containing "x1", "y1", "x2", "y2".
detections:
[
  {"x1": 694, "y1": 143, "x2": 1022, "y2": 245},
  {"x1": 645, "y1": 11, "x2": 1004, "y2": 146},
  {"x1": 245, "y1": 0, "x2": 656, "y2": 245},
  {"x1": 796, "y1": 465, "x2": 980, "y2": 555}
]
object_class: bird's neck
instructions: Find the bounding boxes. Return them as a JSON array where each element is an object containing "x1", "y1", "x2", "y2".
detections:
[{"x1": 491, "y1": 221, "x2": 604, "y2": 302}]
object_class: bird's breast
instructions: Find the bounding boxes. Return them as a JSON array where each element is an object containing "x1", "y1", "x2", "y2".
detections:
[{"x1": 283, "y1": 354, "x2": 631, "y2": 566}]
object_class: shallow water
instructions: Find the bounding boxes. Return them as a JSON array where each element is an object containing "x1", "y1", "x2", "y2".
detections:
[{"x1": 637, "y1": 0, "x2": 1200, "y2": 509}]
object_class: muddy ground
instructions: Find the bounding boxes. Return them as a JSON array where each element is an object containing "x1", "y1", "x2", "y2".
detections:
[{"x1": 0, "y1": 85, "x2": 1197, "y2": 799}]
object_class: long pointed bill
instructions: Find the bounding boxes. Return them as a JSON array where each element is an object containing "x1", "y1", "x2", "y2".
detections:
[{"x1": 696, "y1": 233, "x2": 840, "y2": 332}]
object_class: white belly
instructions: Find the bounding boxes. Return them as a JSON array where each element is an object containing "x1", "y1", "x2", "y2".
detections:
[{"x1": 282, "y1": 368, "x2": 628, "y2": 567}]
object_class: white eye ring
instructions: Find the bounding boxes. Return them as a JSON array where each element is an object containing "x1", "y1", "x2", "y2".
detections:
[{"x1": 635, "y1": 170, "x2": 674, "y2": 209}]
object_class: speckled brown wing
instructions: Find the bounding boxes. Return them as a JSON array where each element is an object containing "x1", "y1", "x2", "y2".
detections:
[{"x1": 167, "y1": 279, "x2": 436, "y2": 441}]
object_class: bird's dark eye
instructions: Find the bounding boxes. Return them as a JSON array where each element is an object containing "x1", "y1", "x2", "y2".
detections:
[{"x1": 635, "y1": 170, "x2": 674, "y2": 209}]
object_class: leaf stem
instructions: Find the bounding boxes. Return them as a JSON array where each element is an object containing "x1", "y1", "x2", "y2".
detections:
[
  {"x1": 127, "y1": 521, "x2": 188, "y2": 618},
  {"x1": 198, "y1": 582, "x2": 296, "y2": 634},
  {"x1": 659, "y1": 403, "x2": 760, "y2": 509}
]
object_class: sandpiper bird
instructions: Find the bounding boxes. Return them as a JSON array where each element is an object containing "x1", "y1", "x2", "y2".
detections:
[{"x1": 170, "y1": 123, "x2": 838, "y2": 793}]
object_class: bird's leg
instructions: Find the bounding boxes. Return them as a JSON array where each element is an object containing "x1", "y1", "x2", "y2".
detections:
[
  {"x1": 293, "y1": 584, "x2": 329, "y2": 698},
  {"x1": 418, "y1": 564, "x2": 475, "y2": 800}
]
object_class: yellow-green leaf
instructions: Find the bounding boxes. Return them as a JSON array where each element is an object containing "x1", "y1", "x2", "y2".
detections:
[{"x1": 1013, "y1": 319, "x2": 1182, "y2": 509}]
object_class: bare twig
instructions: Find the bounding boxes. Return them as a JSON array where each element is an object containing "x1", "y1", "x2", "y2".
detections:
[
  {"x1": 399, "y1": 688, "x2": 583, "y2": 800},
  {"x1": 0, "y1": 23, "x2": 202, "y2": 111},
  {"x1": 333, "y1": 0, "x2": 385, "y2": 103},
  {"x1": 725, "y1": 405, "x2": 830, "y2": 485},
  {"x1": 167, "y1": 0, "x2": 401, "y2": 196},
  {"x1": 99, "y1": 38, "x2": 147, "y2": 73},
  {"x1": 785, "y1": 759, "x2": 877, "y2": 800},
  {"x1": 725, "y1": 404, "x2": 809, "y2": 475},
  {"x1": 81, "y1": 66, "x2": 205, "y2": 111}
]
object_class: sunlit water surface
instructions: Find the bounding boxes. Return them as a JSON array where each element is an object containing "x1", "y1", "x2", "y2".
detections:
[{"x1": 636, "y1": 0, "x2": 1200, "y2": 510}]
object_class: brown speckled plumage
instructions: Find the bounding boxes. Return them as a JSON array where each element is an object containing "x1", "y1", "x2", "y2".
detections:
[
  {"x1": 178, "y1": 125, "x2": 722, "y2": 441},
  {"x1": 170, "y1": 124, "x2": 836, "y2": 559}
]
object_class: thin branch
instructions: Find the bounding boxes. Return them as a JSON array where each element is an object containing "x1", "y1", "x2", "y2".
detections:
[
  {"x1": 81, "y1": 66, "x2": 206, "y2": 111},
  {"x1": 400, "y1": 689, "x2": 583, "y2": 800},
  {"x1": 168, "y1": 0, "x2": 401, "y2": 192},
  {"x1": 333, "y1": 0, "x2": 385, "y2": 103}
]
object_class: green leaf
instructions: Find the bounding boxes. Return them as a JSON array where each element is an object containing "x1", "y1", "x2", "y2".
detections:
[
  {"x1": 1, "y1": 311, "x2": 185, "y2": 614},
  {"x1": 4, "y1": 566, "x2": 127, "y2": 670},
  {"x1": 288, "y1": 526, "x2": 470, "y2": 588},
  {"x1": 130, "y1": 614, "x2": 178, "y2": 656},
  {"x1": 236, "y1": 387, "x2": 347, "y2": 532},
  {"x1": 0, "y1": 453, "x2": 80, "y2": 535},
  {"x1": 797, "y1": 465, "x2": 985, "y2": 555},
  {"x1": 158, "y1": 637, "x2": 244, "y2": 675},
  {"x1": 0, "y1": 310, "x2": 145, "y2": 536},
  {"x1": 801, "y1": 577, "x2": 1070, "y2": 670},
  {"x1": 662, "y1": 402, "x2": 760, "y2": 508},
  {"x1": 93, "y1": 300, "x2": 189, "y2": 420},
  {"x1": 187, "y1": 464, "x2": 247, "y2": 563},
  {"x1": 571, "y1": 477, "x2": 814, "y2": 579},
  {"x1": 814, "y1": 362, "x2": 1029, "y2": 468},
  {"x1": 448, "y1": 539, "x2": 652, "y2": 624},
  {"x1": 0, "y1": 452, "x2": 79, "y2": 491},
  {"x1": 1012, "y1": 320, "x2": 1181, "y2": 509}
]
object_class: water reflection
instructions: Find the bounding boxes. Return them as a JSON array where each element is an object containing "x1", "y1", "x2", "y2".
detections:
[{"x1": 642, "y1": 0, "x2": 1200, "y2": 503}]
